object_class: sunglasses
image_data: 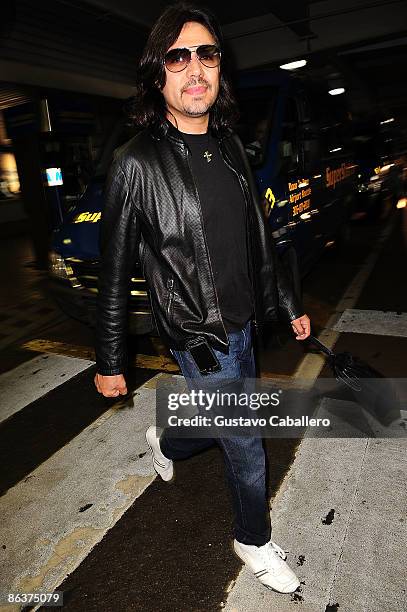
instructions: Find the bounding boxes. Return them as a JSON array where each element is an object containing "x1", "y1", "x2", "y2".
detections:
[{"x1": 164, "y1": 44, "x2": 221, "y2": 72}]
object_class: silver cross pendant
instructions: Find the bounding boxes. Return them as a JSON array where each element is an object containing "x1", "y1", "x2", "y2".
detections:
[{"x1": 204, "y1": 150, "x2": 212, "y2": 163}]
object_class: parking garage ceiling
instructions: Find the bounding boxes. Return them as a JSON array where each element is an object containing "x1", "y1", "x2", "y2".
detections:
[{"x1": 1, "y1": 0, "x2": 407, "y2": 128}]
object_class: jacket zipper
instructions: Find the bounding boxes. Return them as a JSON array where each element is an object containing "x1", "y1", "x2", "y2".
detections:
[
  {"x1": 219, "y1": 144, "x2": 260, "y2": 332},
  {"x1": 184, "y1": 145, "x2": 229, "y2": 347},
  {"x1": 166, "y1": 278, "x2": 174, "y2": 320},
  {"x1": 140, "y1": 241, "x2": 161, "y2": 333}
]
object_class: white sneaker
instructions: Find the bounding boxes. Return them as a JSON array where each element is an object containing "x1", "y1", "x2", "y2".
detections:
[
  {"x1": 145, "y1": 426, "x2": 174, "y2": 482},
  {"x1": 233, "y1": 539, "x2": 300, "y2": 593}
]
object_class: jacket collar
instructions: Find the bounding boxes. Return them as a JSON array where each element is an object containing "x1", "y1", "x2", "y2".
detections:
[{"x1": 150, "y1": 116, "x2": 232, "y2": 145}]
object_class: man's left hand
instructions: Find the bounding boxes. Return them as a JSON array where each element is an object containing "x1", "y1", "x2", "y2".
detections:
[{"x1": 291, "y1": 314, "x2": 311, "y2": 340}]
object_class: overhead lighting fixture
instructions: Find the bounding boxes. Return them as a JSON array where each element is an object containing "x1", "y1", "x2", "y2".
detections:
[
  {"x1": 380, "y1": 118, "x2": 394, "y2": 125},
  {"x1": 329, "y1": 147, "x2": 342, "y2": 153},
  {"x1": 280, "y1": 59, "x2": 307, "y2": 70},
  {"x1": 328, "y1": 87, "x2": 345, "y2": 96}
]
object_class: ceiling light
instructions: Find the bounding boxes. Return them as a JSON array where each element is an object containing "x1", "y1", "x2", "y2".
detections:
[
  {"x1": 328, "y1": 87, "x2": 345, "y2": 96},
  {"x1": 380, "y1": 118, "x2": 394, "y2": 124},
  {"x1": 280, "y1": 59, "x2": 307, "y2": 70}
]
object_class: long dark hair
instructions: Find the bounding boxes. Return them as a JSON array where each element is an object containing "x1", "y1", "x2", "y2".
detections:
[{"x1": 127, "y1": 2, "x2": 239, "y2": 134}]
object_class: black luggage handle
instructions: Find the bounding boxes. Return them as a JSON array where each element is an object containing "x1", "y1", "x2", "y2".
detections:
[{"x1": 307, "y1": 334, "x2": 335, "y2": 358}]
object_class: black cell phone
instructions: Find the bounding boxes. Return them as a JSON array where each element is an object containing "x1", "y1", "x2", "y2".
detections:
[{"x1": 185, "y1": 336, "x2": 221, "y2": 375}]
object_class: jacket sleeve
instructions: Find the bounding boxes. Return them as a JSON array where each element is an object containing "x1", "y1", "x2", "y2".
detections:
[
  {"x1": 95, "y1": 158, "x2": 140, "y2": 375},
  {"x1": 268, "y1": 229, "x2": 304, "y2": 322},
  {"x1": 232, "y1": 133, "x2": 305, "y2": 323},
  {"x1": 251, "y1": 189, "x2": 305, "y2": 322}
]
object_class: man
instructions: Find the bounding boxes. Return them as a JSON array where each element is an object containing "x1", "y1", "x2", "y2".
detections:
[{"x1": 94, "y1": 2, "x2": 310, "y2": 595}]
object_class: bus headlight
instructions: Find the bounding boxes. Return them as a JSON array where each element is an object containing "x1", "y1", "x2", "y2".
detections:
[{"x1": 48, "y1": 250, "x2": 70, "y2": 280}]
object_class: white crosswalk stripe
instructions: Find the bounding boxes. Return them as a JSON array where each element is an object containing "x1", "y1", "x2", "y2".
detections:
[
  {"x1": 0, "y1": 369, "x2": 178, "y2": 608},
  {"x1": 333, "y1": 309, "x2": 407, "y2": 338},
  {"x1": 0, "y1": 354, "x2": 94, "y2": 425}
]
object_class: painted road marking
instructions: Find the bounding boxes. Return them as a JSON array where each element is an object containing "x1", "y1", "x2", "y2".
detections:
[
  {"x1": 21, "y1": 339, "x2": 95, "y2": 361},
  {"x1": 21, "y1": 339, "x2": 180, "y2": 373},
  {"x1": 0, "y1": 353, "x2": 94, "y2": 425},
  {"x1": 0, "y1": 373, "x2": 172, "y2": 608},
  {"x1": 333, "y1": 309, "x2": 407, "y2": 338}
]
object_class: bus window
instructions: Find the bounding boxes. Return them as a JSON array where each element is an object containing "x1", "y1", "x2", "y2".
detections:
[
  {"x1": 300, "y1": 96, "x2": 321, "y2": 172},
  {"x1": 235, "y1": 87, "x2": 276, "y2": 167},
  {"x1": 316, "y1": 95, "x2": 351, "y2": 160},
  {"x1": 93, "y1": 121, "x2": 139, "y2": 179},
  {"x1": 277, "y1": 97, "x2": 300, "y2": 174},
  {"x1": 302, "y1": 127, "x2": 321, "y2": 173}
]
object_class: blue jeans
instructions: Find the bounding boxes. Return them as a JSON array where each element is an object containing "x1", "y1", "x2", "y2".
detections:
[{"x1": 160, "y1": 319, "x2": 271, "y2": 546}]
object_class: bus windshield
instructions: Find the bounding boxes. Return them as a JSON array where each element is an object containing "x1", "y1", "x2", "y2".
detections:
[{"x1": 235, "y1": 86, "x2": 277, "y2": 167}]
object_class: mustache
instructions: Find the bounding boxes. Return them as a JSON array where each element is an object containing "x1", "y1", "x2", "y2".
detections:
[{"x1": 182, "y1": 78, "x2": 211, "y2": 92}]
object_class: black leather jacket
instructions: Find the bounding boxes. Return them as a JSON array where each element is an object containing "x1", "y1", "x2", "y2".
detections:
[{"x1": 95, "y1": 119, "x2": 304, "y2": 375}]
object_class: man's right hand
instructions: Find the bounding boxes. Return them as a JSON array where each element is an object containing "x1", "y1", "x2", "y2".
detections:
[{"x1": 94, "y1": 373, "x2": 128, "y2": 398}]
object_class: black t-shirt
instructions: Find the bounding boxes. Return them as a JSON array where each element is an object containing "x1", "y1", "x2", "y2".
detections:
[{"x1": 181, "y1": 130, "x2": 254, "y2": 332}]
